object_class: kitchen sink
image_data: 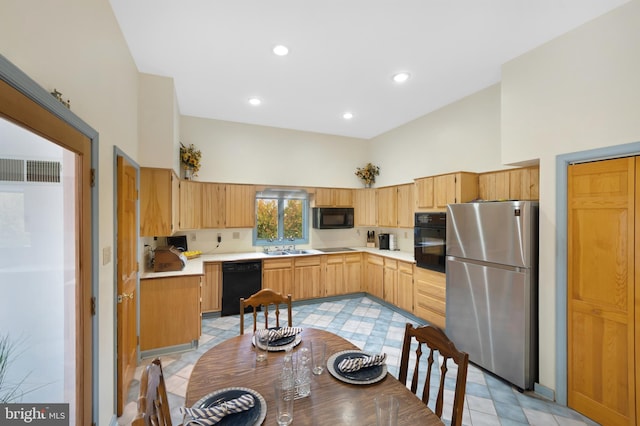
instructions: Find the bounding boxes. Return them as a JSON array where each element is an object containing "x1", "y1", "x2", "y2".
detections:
[
  {"x1": 285, "y1": 249, "x2": 311, "y2": 255},
  {"x1": 265, "y1": 251, "x2": 290, "y2": 256}
]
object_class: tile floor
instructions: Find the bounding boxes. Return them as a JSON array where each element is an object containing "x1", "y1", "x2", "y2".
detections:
[{"x1": 118, "y1": 295, "x2": 600, "y2": 426}]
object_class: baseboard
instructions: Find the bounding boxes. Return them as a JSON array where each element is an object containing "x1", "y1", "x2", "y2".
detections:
[{"x1": 533, "y1": 382, "x2": 556, "y2": 402}]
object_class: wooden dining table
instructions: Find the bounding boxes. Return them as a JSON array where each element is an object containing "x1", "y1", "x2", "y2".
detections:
[{"x1": 185, "y1": 328, "x2": 443, "y2": 425}]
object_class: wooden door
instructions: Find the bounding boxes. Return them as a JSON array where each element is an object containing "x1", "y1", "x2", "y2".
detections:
[
  {"x1": 116, "y1": 156, "x2": 138, "y2": 415},
  {"x1": 567, "y1": 157, "x2": 636, "y2": 425}
]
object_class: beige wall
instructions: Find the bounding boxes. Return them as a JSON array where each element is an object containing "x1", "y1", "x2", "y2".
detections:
[
  {"x1": 180, "y1": 116, "x2": 369, "y2": 187},
  {"x1": 370, "y1": 84, "x2": 507, "y2": 186},
  {"x1": 502, "y1": 0, "x2": 640, "y2": 392},
  {"x1": 1, "y1": 0, "x2": 139, "y2": 424}
]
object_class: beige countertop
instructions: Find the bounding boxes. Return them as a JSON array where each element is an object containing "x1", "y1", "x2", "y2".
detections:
[{"x1": 140, "y1": 246, "x2": 415, "y2": 279}]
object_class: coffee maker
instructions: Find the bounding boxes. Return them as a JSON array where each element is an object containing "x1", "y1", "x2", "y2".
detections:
[{"x1": 378, "y1": 233, "x2": 390, "y2": 250}]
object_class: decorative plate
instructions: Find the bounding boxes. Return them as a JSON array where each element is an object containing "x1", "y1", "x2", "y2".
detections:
[
  {"x1": 327, "y1": 350, "x2": 388, "y2": 385},
  {"x1": 190, "y1": 387, "x2": 266, "y2": 426}
]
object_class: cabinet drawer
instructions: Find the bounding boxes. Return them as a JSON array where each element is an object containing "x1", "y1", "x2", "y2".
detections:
[
  {"x1": 326, "y1": 254, "x2": 344, "y2": 265},
  {"x1": 415, "y1": 293, "x2": 445, "y2": 315},
  {"x1": 344, "y1": 253, "x2": 362, "y2": 263},
  {"x1": 384, "y1": 258, "x2": 397, "y2": 269},
  {"x1": 295, "y1": 256, "x2": 321, "y2": 267},
  {"x1": 263, "y1": 259, "x2": 293, "y2": 269},
  {"x1": 367, "y1": 255, "x2": 384, "y2": 266},
  {"x1": 398, "y1": 261, "x2": 413, "y2": 274},
  {"x1": 416, "y1": 280, "x2": 446, "y2": 300}
]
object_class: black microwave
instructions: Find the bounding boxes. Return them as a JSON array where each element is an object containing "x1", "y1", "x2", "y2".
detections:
[{"x1": 312, "y1": 207, "x2": 354, "y2": 229}]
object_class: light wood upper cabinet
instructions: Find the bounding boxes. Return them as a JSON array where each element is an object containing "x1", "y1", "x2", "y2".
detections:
[
  {"x1": 201, "y1": 183, "x2": 225, "y2": 228},
  {"x1": 202, "y1": 262, "x2": 222, "y2": 313},
  {"x1": 140, "y1": 167, "x2": 179, "y2": 236},
  {"x1": 433, "y1": 172, "x2": 478, "y2": 208},
  {"x1": 179, "y1": 180, "x2": 202, "y2": 230},
  {"x1": 478, "y1": 166, "x2": 539, "y2": 201},
  {"x1": 396, "y1": 183, "x2": 415, "y2": 228},
  {"x1": 225, "y1": 184, "x2": 255, "y2": 228},
  {"x1": 415, "y1": 176, "x2": 434, "y2": 209},
  {"x1": 355, "y1": 188, "x2": 377, "y2": 227},
  {"x1": 314, "y1": 188, "x2": 353, "y2": 207},
  {"x1": 376, "y1": 186, "x2": 397, "y2": 227}
]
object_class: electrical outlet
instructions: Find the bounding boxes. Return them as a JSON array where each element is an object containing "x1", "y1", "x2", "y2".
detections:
[
  {"x1": 191, "y1": 233, "x2": 196, "y2": 241},
  {"x1": 102, "y1": 246, "x2": 112, "y2": 265},
  {"x1": 217, "y1": 233, "x2": 222, "y2": 243},
  {"x1": 233, "y1": 232, "x2": 240, "y2": 240}
]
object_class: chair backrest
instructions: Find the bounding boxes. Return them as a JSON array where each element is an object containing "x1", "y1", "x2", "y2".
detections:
[
  {"x1": 239, "y1": 288, "x2": 292, "y2": 335},
  {"x1": 398, "y1": 323, "x2": 469, "y2": 426},
  {"x1": 131, "y1": 358, "x2": 173, "y2": 426}
]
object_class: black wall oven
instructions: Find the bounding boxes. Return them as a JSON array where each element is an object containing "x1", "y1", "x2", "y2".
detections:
[{"x1": 414, "y1": 212, "x2": 446, "y2": 272}]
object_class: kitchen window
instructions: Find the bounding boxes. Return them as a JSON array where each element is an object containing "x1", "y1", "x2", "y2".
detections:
[{"x1": 254, "y1": 189, "x2": 309, "y2": 246}]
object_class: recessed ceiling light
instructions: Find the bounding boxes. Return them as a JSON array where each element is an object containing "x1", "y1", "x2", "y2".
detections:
[
  {"x1": 343, "y1": 112, "x2": 354, "y2": 120},
  {"x1": 273, "y1": 45, "x2": 289, "y2": 56},
  {"x1": 248, "y1": 97, "x2": 262, "y2": 106},
  {"x1": 392, "y1": 72, "x2": 410, "y2": 83}
]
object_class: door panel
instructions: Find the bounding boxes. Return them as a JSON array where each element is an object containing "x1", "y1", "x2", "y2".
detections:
[
  {"x1": 567, "y1": 158, "x2": 635, "y2": 425},
  {"x1": 116, "y1": 156, "x2": 138, "y2": 415}
]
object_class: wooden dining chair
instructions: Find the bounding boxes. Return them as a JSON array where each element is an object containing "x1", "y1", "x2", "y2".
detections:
[
  {"x1": 239, "y1": 288, "x2": 292, "y2": 335},
  {"x1": 398, "y1": 323, "x2": 469, "y2": 426},
  {"x1": 131, "y1": 358, "x2": 173, "y2": 426}
]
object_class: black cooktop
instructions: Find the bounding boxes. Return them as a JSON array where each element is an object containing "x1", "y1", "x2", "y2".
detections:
[{"x1": 316, "y1": 247, "x2": 356, "y2": 253}]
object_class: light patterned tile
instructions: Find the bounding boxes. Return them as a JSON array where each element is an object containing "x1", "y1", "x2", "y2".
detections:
[
  {"x1": 465, "y1": 394, "x2": 497, "y2": 416},
  {"x1": 523, "y1": 408, "x2": 559, "y2": 425}
]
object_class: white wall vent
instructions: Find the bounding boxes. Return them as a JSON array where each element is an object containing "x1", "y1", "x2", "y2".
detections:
[{"x1": 0, "y1": 158, "x2": 61, "y2": 183}]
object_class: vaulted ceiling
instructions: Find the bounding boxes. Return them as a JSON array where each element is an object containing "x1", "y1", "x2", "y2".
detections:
[{"x1": 110, "y1": 0, "x2": 628, "y2": 139}]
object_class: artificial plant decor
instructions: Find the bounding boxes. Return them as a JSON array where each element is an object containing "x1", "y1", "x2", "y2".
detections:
[
  {"x1": 180, "y1": 142, "x2": 202, "y2": 178},
  {"x1": 355, "y1": 163, "x2": 380, "y2": 186}
]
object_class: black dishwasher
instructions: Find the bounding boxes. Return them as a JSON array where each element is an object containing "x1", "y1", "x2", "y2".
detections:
[{"x1": 221, "y1": 260, "x2": 262, "y2": 316}]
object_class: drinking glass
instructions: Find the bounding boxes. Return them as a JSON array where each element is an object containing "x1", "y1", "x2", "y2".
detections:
[
  {"x1": 310, "y1": 340, "x2": 326, "y2": 375},
  {"x1": 375, "y1": 394, "x2": 399, "y2": 426},
  {"x1": 254, "y1": 329, "x2": 269, "y2": 362},
  {"x1": 274, "y1": 378, "x2": 294, "y2": 425}
]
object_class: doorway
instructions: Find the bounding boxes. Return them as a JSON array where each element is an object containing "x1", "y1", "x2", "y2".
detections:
[{"x1": 0, "y1": 70, "x2": 96, "y2": 424}]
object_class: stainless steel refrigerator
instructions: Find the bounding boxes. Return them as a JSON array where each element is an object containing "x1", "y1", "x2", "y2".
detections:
[{"x1": 446, "y1": 201, "x2": 538, "y2": 390}]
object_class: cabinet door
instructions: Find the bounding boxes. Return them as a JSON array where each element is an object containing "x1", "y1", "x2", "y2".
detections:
[
  {"x1": 140, "y1": 275, "x2": 201, "y2": 351},
  {"x1": 293, "y1": 256, "x2": 322, "y2": 300},
  {"x1": 140, "y1": 168, "x2": 175, "y2": 236},
  {"x1": 355, "y1": 188, "x2": 377, "y2": 226},
  {"x1": 383, "y1": 259, "x2": 398, "y2": 304},
  {"x1": 324, "y1": 254, "x2": 345, "y2": 296},
  {"x1": 396, "y1": 184, "x2": 415, "y2": 228},
  {"x1": 415, "y1": 177, "x2": 434, "y2": 208},
  {"x1": 397, "y1": 262, "x2": 414, "y2": 313},
  {"x1": 179, "y1": 180, "x2": 202, "y2": 230},
  {"x1": 509, "y1": 166, "x2": 539, "y2": 200},
  {"x1": 344, "y1": 253, "x2": 362, "y2": 293},
  {"x1": 202, "y1": 263, "x2": 222, "y2": 313},
  {"x1": 263, "y1": 259, "x2": 293, "y2": 296},
  {"x1": 413, "y1": 268, "x2": 446, "y2": 328},
  {"x1": 478, "y1": 171, "x2": 510, "y2": 201},
  {"x1": 314, "y1": 188, "x2": 334, "y2": 206},
  {"x1": 366, "y1": 255, "x2": 384, "y2": 299},
  {"x1": 377, "y1": 186, "x2": 397, "y2": 227},
  {"x1": 225, "y1": 184, "x2": 255, "y2": 228},
  {"x1": 333, "y1": 189, "x2": 353, "y2": 207},
  {"x1": 434, "y1": 174, "x2": 456, "y2": 208},
  {"x1": 202, "y1": 183, "x2": 225, "y2": 228}
]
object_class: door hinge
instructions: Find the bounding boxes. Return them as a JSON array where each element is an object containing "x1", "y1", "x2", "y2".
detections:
[
  {"x1": 90, "y1": 168, "x2": 96, "y2": 187},
  {"x1": 137, "y1": 335, "x2": 140, "y2": 346},
  {"x1": 136, "y1": 262, "x2": 139, "y2": 273},
  {"x1": 90, "y1": 296, "x2": 96, "y2": 316}
]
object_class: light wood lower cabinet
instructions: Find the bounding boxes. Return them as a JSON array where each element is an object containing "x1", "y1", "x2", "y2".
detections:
[
  {"x1": 262, "y1": 258, "x2": 293, "y2": 297},
  {"x1": 397, "y1": 261, "x2": 414, "y2": 313},
  {"x1": 323, "y1": 253, "x2": 363, "y2": 296},
  {"x1": 293, "y1": 256, "x2": 322, "y2": 300},
  {"x1": 365, "y1": 254, "x2": 384, "y2": 299},
  {"x1": 140, "y1": 275, "x2": 201, "y2": 351},
  {"x1": 202, "y1": 262, "x2": 222, "y2": 313},
  {"x1": 383, "y1": 258, "x2": 398, "y2": 304},
  {"x1": 413, "y1": 267, "x2": 446, "y2": 328}
]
